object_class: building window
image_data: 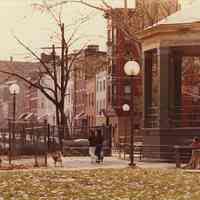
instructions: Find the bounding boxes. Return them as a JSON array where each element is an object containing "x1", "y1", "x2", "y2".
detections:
[
  {"x1": 96, "y1": 100, "x2": 99, "y2": 113},
  {"x1": 96, "y1": 81, "x2": 98, "y2": 92},
  {"x1": 124, "y1": 85, "x2": 131, "y2": 94},
  {"x1": 108, "y1": 85, "x2": 111, "y2": 103},
  {"x1": 100, "y1": 81, "x2": 102, "y2": 92},
  {"x1": 113, "y1": 28, "x2": 117, "y2": 46},
  {"x1": 113, "y1": 85, "x2": 117, "y2": 95},
  {"x1": 103, "y1": 99, "x2": 106, "y2": 109},
  {"x1": 92, "y1": 93, "x2": 94, "y2": 106},
  {"x1": 103, "y1": 79, "x2": 106, "y2": 91},
  {"x1": 88, "y1": 94, "x2": 90, "y2": 106},
  {"x1": 99, "y1": 100, "x2": 102, "y2": 112},
  {"x1": 112, "y1": 85, "x2": 117, "y2": 105},
  {"x1": 68, "y1": 95, "x2": 70, "y2": 104},
  {"x1": 41, "y1": 102, "x2": 44, "y2": 109}
]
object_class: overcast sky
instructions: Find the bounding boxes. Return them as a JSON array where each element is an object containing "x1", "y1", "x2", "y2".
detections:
[
  {"x1": 0, "y1": 0, "x2": 136, "y2": 61},
  {"x1": 0, "y1": 0, "x2": 195, "y2": 61}
]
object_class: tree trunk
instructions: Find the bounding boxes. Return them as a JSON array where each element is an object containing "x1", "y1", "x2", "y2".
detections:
[{"x1": 56, "y1": 104, "x2": 70, "y2": 152}]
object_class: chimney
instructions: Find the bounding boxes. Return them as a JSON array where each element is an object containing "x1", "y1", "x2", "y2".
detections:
[
  {"x1": 10, "y1": 56, "x2": 13, "y2": 62},
  {"x1": 124, "y1": 0, "x2": 127, "y2": 9},
  {"x1": 86, "y1": 45, "x2": 99, "y2": 52}
]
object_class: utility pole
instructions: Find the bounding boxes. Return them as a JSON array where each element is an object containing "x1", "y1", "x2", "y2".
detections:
[
  {"x1": 59, "y1": 23, "x2": 65, "y2": 150},
  {"x1": 41, "y1": 44, "x2": 61, "y2": 127},
  {"x1": 41, "y1": 36, "x2": 65, "y2": 150},
  {"x1": 124, "y1": 0, "x2": 127, "y2": 9},
  {"x1": 73, "y1": 63, "x2": 77, "y2": 135},
  {"x1": 52, "y1": 44, "x2": 60, "y2": 127}
]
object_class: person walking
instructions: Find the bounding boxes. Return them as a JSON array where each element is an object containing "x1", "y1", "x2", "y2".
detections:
[
  {"x1": 88, "y1": 130, "x2": 97, "y2": 163},
  {"x1": 95, "y1": 129, "x2": 104, "y2": 163}
]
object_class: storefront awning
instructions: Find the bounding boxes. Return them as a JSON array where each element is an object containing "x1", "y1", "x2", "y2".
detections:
[
  {"x1": 37, "y1": 114, "x2": 49, "y2": 121},
  {"x1": 75, "y1": 112, "x2": 87, "y2": 120},
  {"x1": 18, "y1": 112, "x2": 34, "y2": 120},
  {"x1": 24, "y1": 113, "x2": 34, "y2": 120}
]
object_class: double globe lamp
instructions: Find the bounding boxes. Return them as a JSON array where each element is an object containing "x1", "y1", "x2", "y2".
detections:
[{"x1": 122, "y1": 60, "x2": 140, "y2": 167}]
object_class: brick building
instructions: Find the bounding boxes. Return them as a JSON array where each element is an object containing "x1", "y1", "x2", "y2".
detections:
[
  {"x1": 72, "y1": 45, "x2": 107, "y2": 135},
  {"x1": 85, "y1": 76, "x2": 96, "y2": 127},
  {"x1": 105, "y1": 0, "x2": 180, "y2": 145},
  {"x1": 0, "y1": 60, "x2": 41, "y2": 126},
  {"x1": 106, "y1": 8, "x2": 142, "y2": 145}
]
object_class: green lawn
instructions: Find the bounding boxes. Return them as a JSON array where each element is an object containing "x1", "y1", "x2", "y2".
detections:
[{"x1": 0, "y1": 168, "x2": 199, "y2": 200}]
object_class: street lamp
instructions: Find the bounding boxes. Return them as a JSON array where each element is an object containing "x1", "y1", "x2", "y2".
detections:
[
  {"x1": 122, "y1": 104, "x2": 130, "y2": 112},
  {"x1": 123, "y1": 60, "x2": 140, "y2": 167},
  {"x1": 9, "y1": 83, "x2": 20, "y2": 160}
]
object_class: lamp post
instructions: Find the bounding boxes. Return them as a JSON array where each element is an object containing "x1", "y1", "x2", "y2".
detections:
[
  {"x1": 123, "y1": 60, "x2": 140, "y2": 167},
  {"x1": 9, "y1": 83, "x2": 20, "y2": 159}
]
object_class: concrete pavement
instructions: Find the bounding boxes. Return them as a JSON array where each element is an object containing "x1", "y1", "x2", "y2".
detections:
[
  {"x1": 0, "y1": 156, "x2": 177, "y2": 171},
  {"x1": 47, "y1": 156, "x2": 176, "y2": 170}
]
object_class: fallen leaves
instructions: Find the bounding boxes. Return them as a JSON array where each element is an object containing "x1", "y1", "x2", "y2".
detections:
[{"x1": 0, "y1": 168, "x2": 200, "y2": 199}]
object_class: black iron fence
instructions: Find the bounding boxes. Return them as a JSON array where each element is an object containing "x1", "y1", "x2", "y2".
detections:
[
  {"x1": 0, "y1": 121, "x2": 49, "y2": 167},
  {"x1": 0, "y1": 122, "x2": 112, "y2": 167},
  {"x1": 65, "y1": 125, "x2": 112, "y2": 156}
]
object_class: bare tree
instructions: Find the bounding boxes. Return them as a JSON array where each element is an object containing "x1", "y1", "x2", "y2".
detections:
[
  {"x1": 46, "y1": 0, "x2": 179, "y2": 57},
  {"x1": 0, "y1": 1, "x2": 90, "y2": 150}
]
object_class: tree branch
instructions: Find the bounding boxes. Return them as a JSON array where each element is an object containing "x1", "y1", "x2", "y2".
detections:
[{"x1": 0, "y1": 70, "x2": 57, "y2": 105}]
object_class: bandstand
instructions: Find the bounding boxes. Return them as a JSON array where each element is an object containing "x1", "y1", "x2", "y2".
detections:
[{"x1": 139, "y1": 3, "x2": 200, "y2": 159}]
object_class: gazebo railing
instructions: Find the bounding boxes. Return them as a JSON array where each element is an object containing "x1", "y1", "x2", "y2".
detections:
[
  {"x1": 169, "y1": 105, "x2": 200, "y2": 128},
  {"x1": 145, "y1": 105, "x2": 200, "y2": 128},
  {"x1": 145, "y1": 106, "x2": 159, "y2": 128}
]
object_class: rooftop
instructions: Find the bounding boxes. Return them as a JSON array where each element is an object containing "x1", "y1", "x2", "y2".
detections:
[{"x1": 158, "y1": 1, "x2": 200, "y2": 25}]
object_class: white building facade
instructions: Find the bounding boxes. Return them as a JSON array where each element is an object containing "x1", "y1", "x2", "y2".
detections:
[
  {"x1": 37, "y1": 75, "x2": 56, "y2": 125},
  {"x1": 64, "y1": 78, "x2": 74, "y2": 133},
  {"x1": 96, "y1": 70, "x2": 107, "y2": 126}
]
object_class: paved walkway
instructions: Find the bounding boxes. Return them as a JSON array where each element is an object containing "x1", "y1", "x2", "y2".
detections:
[
  {"x1": 1, "y1": 156, "x2": 177, "y2": 171},
  {"x1": 47, "y1": 156, "x2": 176, "y2": 170}
]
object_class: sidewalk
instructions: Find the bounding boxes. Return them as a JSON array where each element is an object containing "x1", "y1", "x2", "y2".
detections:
[
  {"x1": 47, "y1": 156, "x2": 176, "y2": 170},
  {"x1": 49, "y1": 156, "x2": 130, "y2": 170},
  {"x1": 0, "y1": 156, "x2": 176, "y2": 171}
]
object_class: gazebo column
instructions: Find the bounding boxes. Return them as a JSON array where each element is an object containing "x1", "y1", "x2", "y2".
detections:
[
  {"x1": 169, "y1": 54, "x2": 182, "y2": 127},
  {"x1": 158, "y1": 47, "x2": 171, "y2": 128},
  {"x1": 143, "y1": 47, "x2": 172, "y2": 160},
  {"x1": 143, "y1": 49, "x2": 161, "y2": 156},
  {"x1": 143, "y1": 50, "x2": 152, "y2": 128},
  {"x1": 174, "y1": 55, "x2": 182, "y2": 107}
]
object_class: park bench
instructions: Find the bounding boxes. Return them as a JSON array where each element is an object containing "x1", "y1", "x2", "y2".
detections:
[{"x1": 174, "y1": 145, "x2": 200, "y2": 168}]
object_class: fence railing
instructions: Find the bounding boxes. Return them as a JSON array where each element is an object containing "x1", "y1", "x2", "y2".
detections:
[{"x1": 0, "y1": 123, "x2": 112, "y2": 160}]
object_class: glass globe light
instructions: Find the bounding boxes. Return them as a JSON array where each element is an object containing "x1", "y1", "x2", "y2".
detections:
[
  {"x1": 122, "y1": 104, "x2": 130, "y2": 112},
  {"x1": 124, "y1": 60, "x2": 140, "y2": 76},
  {"x1": 9, "y1": 83, "x2": 20, "y2": 94}
]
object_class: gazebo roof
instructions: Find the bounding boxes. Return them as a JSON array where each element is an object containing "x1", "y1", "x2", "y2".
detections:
[
  {"x1": 138, "y1": 1, "x2": 200, "y2": 42},
  {"x1": 157, "y1": 1, "x2": 200, "y2": 25}
]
